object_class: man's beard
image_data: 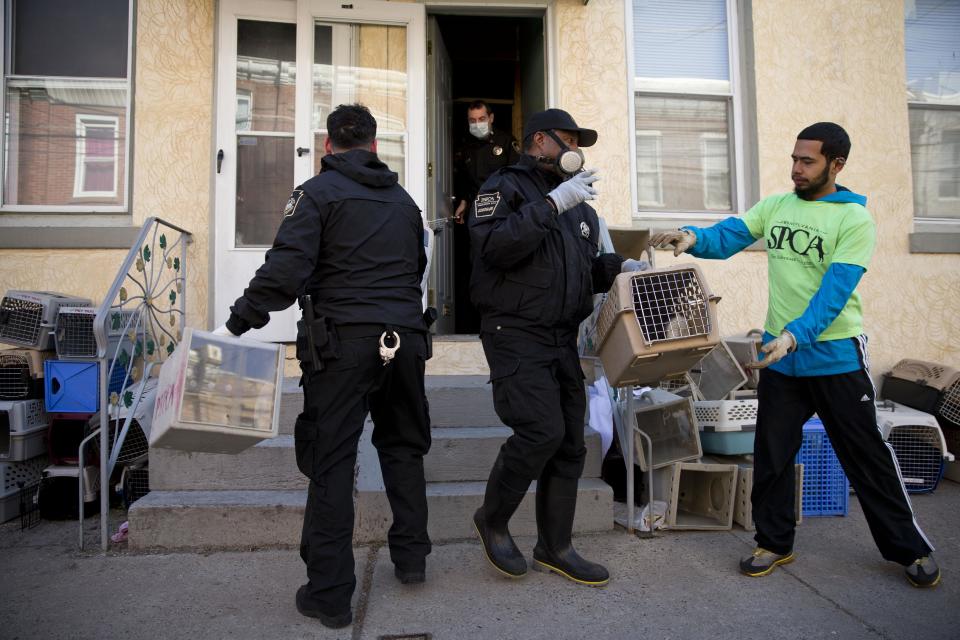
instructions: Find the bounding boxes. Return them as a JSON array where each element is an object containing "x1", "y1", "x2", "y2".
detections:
[{"x1": 794, "y1": 164, "x2": 831, "y2": 200}]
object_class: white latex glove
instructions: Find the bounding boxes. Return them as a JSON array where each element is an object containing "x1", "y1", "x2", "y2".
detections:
[
  {"x1": 649, "y1": 229, "x2": 696, "y2": 257},
  {"x1": 745, "y1": 330, "x2": 796, "y2": 369},
  {"x1": 621, "y1": 258, "x2": 651, "y2": 273},
  {"x1": 211, "y1": 323, "x2": 239, "y2": 337},
  {"x1": 546, "y1": 169, "x2": 600, "y2": 214}
]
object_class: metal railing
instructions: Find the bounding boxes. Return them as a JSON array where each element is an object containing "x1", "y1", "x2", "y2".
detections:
[{"x1": 79, "y1": 217, "x2": 192, "y2": 551}]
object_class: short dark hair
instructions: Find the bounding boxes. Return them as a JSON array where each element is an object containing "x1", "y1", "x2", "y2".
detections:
[
  {"x1": 797, "y1": 122, "x2": 850, "y2": 162},
  {"x1": 327, "y1": 104, "x2": 377, "y2": 150},
  {"x1": 467, "y1": 100, "x2": 490, "y2": 115}
]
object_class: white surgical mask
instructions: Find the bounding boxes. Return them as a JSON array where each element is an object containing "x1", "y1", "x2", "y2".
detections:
[{"x1": 469, "y1": 122, "x2": 490, "y2": 139}]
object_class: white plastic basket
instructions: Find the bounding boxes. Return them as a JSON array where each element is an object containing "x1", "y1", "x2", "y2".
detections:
[{"x1": 694, "y1": 399, "x2": 758, "y2": 432}]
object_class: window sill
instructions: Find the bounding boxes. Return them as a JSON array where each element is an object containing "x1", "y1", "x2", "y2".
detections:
[
  {"x1": 0, "y1": 226, "x2": 141, "y2": 249},
  {"x1": 909, "y1": 219, "x2": 960, "y2": 254}
]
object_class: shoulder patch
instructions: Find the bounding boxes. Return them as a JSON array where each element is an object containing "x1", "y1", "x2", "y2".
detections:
[
  {"x1": 283, "y1": 190, "x2": 304, "y2": 218},
  {"x1": 474, "y1": 192, "x2": 501, "y2": 218}
]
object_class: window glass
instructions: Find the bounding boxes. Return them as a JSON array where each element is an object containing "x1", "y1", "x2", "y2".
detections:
[{"x1": 905, "y1": 0, "x2": 960, "y2": 219}]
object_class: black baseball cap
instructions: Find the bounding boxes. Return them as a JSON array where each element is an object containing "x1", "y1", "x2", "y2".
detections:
[{"x1": 522, "y1": 109, "x2": 598, "y2": 147}]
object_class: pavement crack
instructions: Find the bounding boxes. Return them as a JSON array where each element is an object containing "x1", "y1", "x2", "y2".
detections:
[
  {"x1": 352, "y1": 543, "x2": 381, "y2": 640},
  {"x1": 782, "y1": 567, "x2": 892, "y2": 639}
]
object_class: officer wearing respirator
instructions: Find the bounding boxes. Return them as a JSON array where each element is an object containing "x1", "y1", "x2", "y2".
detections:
[{"x1": 467, "y1": 108, "x2": 632, "y2": 587}]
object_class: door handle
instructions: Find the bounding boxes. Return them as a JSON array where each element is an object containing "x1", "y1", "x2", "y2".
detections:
[
  {"x1": 216, "y1": 149, "x2": 224, "y2": 173},
  {"x1": 297, "y1": 147, "x2": 310, "y2": 157}
]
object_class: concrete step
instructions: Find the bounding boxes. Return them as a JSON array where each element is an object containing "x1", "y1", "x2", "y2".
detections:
[
  {"x1": 150, "y1": 426, "x2": 604, "y2": 491},
  {"x1": 277, "y1": 375, "x2": 504, "y2": 433},
  {"x1": 128, "y1": 479, "x2": 613, "y2": 550}
]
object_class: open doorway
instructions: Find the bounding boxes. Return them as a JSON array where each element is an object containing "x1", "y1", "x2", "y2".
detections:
[{"x1": 427, "y1": 12, "x2": 546, "y2": 335}]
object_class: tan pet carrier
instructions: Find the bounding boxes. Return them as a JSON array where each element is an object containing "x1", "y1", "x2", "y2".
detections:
[{"x1": 594, "y1": 265, "x2": 721, "y2": 387}]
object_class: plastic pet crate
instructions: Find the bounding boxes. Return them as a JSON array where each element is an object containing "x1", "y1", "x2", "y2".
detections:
[
  {"x1": 652, "y1": 461, "x2": 738, "y2": 530},
  {"x1": 109, "y1": 379, "x2": 156, "y2": 466},
  {"x1": 151, "y1": 328, "x2": 284, "y2": 454},
  {"x1": 795, "y1": 418, "x2": 848, "y2": 516},
  {"x1": 695, "y1": 399, "x2": 758, "y2": 455},
  {"x1": 0, "y1": 455, "x2": 48, "y2": 523},
  {"x1": 938, "y1": 378, "x2": 960, "y2": 431},
  {"x1": 595, "y1": 265, "x2": 720, "y2": 387},
  {"x1": 47, "y1": 413, "x2": 96, "y2": 465},
  {"x1": 54, "y1": 307, "x2": 141, "y2": 361},
  {"x1": 1, "y1": 399, "x2": 49, "y2": 461},
  {"x1": 0, "y1": 291, "x2": 92, "y2": 350},
  {"x1": 687, "y1": 341, "x2": 748, "y2": 401},
  {"x1": 621, "y1": 388, "x2": 701, "y2": 471},
  {"x1": 43, "y1": 360, "x2": 130, "y2": 413},
  {"x1": 0, "y1": 349, "x2": 51, "y2": 400},
  {"x1": 881, "y1": 359, "x2": 960, "y2": 423},
  {"x1": 39, "y1": 464, "x2": 99, "y2": 520},
  {"x1": 876, "y1": 402, "x2": 953, "y2": 493},
  {"x1": 702, "y1": 455, "x2": 802, "y2": 531},
  {"x1": 723, "y1": 334, "x2": 762, "y2": 389}
]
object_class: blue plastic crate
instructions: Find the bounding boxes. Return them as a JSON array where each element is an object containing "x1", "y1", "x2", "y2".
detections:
[
  {"x1": 795, "y1": 418, "x2": 849, "y2": 516},
  {"x1": 44, "y1": 360, "x2": 130, "y2": 413}
]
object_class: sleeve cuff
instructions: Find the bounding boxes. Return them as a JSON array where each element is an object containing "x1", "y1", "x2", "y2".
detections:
[{"x1": 225, "y1": 314, "x2": 251, "y2": 336}]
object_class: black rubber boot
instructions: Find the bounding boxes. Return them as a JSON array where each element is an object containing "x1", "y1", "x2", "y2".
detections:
[
  {"x1": 532, "y1": 474, "x2": 609, "y2": 586},
  {"x1": 473, "y1": 455, "x2": 532, "y2": 578}
]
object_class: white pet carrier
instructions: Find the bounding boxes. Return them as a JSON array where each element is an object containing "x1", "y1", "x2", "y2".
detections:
[
  {"x1": 0, "y1": 291, "x2": 92, "y2": 350},
  {"x1": 876, "y1": 401, "x2": 954, "y2": 493}
]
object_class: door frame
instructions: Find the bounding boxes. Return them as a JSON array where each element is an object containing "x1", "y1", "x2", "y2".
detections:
[{"x1": 212, "y1": 0, "x2": 426, "y2": 340}]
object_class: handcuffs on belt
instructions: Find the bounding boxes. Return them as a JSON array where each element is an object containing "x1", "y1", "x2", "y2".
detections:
[{"x1": 379, "y1": 331, "x2": 400, "y2": 366}]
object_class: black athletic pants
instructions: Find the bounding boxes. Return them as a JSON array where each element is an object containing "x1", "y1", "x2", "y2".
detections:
[
  {"x1": 752, "y1": 367, "x2": 933, "y2": 565},
  {"x1": 295, "y1": 329, "x2": 431, "y2": 616},
  {"x1": 481, "y1": 331, "x2": 587, "y2": 481}
]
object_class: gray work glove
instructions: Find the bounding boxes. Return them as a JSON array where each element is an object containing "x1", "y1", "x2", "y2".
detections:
[
  {"x1": 649, "y1": 229, "x2": 697, "y2": 257},
  {"x1": 621, "y1": 259, "x2": 651, "y2": 272},
  {"x1": 745, "y1": 330, "x2": 796, "y2": 369},
  {"x1": 547, "y1": 169, "x2": 600, "y2": 214}
]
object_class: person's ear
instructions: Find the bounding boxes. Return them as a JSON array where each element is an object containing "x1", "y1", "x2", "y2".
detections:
[
  {"x1": 488, "y1": 112, "x2": 494, "y2": 125},
  {"x1": 832, "y1": 157, "x2": 845, "y2": 175},
  {"x1": 370, "y1": 139, "x2": 378, "y2": 154},
  {"x1": 323, "y1": 137, "x2": 334, "y2": 154}
]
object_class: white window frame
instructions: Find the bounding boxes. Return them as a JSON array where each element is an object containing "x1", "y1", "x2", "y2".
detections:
[
  {"x1": 73, "y1": 114, "x2": 119, "y2": 198},
  {"x1": 935, "y1": 128, "x2": 960, "y2": 202},
  {"x1": 625, "y1": 0, "x2": 747, "y2": 226},
  {"x1": 634, "y1": 130, "x2": 663, "y2": 207},
  {"x1": 0, "y1": 0, "x2": 134, "y2": 214}
]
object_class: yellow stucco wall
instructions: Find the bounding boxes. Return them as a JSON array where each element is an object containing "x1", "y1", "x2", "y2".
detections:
[
  {"x1": 0, "y1": 0, "x2": 214, "y2": 329},
  {"x1": 555, "y1": 0, "x2": 959, "y2": 379}
]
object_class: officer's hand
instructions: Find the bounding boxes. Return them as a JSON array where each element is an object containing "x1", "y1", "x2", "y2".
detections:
[
  {"x1": 745, "y1": 331, "x2": 796, "y2": 370},
  {"x1": 621, "y1": 258, "x2": 651, "y2": 273},
  {"x1": 547, "y1": 169, "x2": 600, "y2": 214},
  {"x1": 454, "y1": 199, "x2": 467, "y2": 224},
  {"x1": 649, "y1": 229, "x2": 696, "y2": 257},
  {"x1": 211, "y1": 324, "x2": 239, "y2": 338}
]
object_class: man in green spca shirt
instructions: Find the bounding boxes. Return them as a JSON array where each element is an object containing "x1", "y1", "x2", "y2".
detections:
[{"x1": 651, "y1": 122, "x2": 939, "y2": 589}]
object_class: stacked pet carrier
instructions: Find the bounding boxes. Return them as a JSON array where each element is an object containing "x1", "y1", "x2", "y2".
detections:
[
  {"x1": 880, "y1": 359, "x2": 958, "y2": 487},
  {"x1": 0, "y1": 291, "x2": 90, "y2": 524}
]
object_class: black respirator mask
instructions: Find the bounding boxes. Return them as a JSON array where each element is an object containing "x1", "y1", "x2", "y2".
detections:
[{"x1": 537, "y1": 130, "x2": 585, "y2": 177}]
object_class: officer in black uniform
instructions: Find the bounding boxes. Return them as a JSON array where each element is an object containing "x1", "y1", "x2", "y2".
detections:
[
  {"x1": 214, "y1": 104, "x2": 432, "y2": 629},
  {"x1": 451, "y1": 100, "x2": 520, "y2": 332},
  {"x1": 468, "y1": 108, "x2": 625, "y2": 587}
]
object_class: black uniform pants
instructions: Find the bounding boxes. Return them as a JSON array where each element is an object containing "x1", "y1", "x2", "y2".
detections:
[
  {"x1": 752, "y1": 367, "x2": 933, "y2": 565},
  {"x1": 295, "y1": 330, "x2": 431, "y2": 615},
  {"x1": 481, "y1": 332, "x2": 587, "y2": 481}
]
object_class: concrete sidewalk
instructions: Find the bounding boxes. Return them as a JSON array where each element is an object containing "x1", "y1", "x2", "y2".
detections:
[{"x1": 2, "y1": 481, "x2": 958, "y2": 640}]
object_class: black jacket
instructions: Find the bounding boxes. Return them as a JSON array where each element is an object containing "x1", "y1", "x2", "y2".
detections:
[
  {"x1": 453, "y1": 129, "x2": 521, "y2": 206},
  {"x1": 227, "y1": 149, "x2": 427, "y2": 334},
  {"x1": 467, "y1": 154, "x2": 623, "y2": 339}
]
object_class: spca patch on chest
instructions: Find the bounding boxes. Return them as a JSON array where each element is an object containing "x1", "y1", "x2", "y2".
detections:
[{"x1": 580, "y1": 221, "x2": 591, "y2": 238}]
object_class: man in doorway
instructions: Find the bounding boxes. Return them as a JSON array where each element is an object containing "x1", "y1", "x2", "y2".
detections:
[
  {"x1": 214, "y1": 104, "x2": 434, "y2": 628},
  {"x1": 451, "y1": 100, "x2": 520, "y2": 332},
  {"x1": 650, "y1": 122, "x2": 939, "y2": 588},
  {"x1": 468, "y1": 108, "x2": 626, "y2": 587}
]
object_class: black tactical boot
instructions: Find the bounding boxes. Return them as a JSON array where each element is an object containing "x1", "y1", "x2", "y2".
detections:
[
  {"x1": 532, "y1": 474, "x2": 609, "y2": 586},
  {"x1": 473, "y1": 455, "x2": 531, "y2": 577}
]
